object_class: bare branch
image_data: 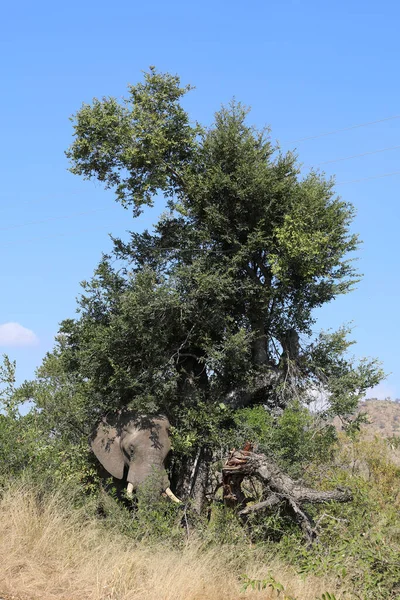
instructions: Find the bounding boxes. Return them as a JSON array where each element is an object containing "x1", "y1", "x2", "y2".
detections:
[
  {"x1": 222, "y1": 449, "x2": 352, "y2": 542},
  {"x1": 239, "y1": 494, "x2": 280, "y2": 516}
]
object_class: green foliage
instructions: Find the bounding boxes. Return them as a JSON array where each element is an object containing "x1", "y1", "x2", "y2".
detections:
[
  {"x1": 0, "y1": 354, "x2": 98, "y2": 492},
  {"x1": 128, "y1": 471, "x2": 184, "y2": 542},
  {"x1": 305, "y1": 326, "x2": 385, "y2": 418},
  {"x1": 203, "y1": 434, "x2": 400, "y2": 599},
  {"x1": 205, "y1": 504, "x2": 248, "y2": 546},
  {"x1": 387, "y1": 435, "x2": 400, "y2": 449},
  {"x1": 66, "y1": 67, "x2": 200, "y2": 214},
  {"x1": 2, "y1": 70, "x2": 390, "y2": 598},
  {"x1": 0, "y1": 356, "x2": 43, "y2": 483},
  {"x1": 241, "y1": 574, "x2": 295, "y2": 599},
  {"x1": 277, "y1": 435, "x2": 400, "y2": 599},
  {"x1": 241, "y1": 579, "x2": 338, "y2": 600},
  {"x1": 0, "y1": 354, "x2": 17, "y2": 416},
  {"x1": 35, "y1": 67, "x2": 383, "y2": 458},
  {"x1": 229, "y1": 403, "x2": 337, "y2": 476}
]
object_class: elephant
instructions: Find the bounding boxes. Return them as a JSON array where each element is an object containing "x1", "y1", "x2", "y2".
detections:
[{"x1": 90, "y1": 411, "x2": 180, "y2": 502}]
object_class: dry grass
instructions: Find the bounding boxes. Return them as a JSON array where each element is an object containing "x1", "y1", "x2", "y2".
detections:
[{"x1": 0, "y1": 485, "x2": 343, "y2": 600}]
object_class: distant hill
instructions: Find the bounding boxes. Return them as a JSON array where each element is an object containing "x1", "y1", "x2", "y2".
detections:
[{"x1": 358, "y1": 399, "x2": 400, "y2": 438}]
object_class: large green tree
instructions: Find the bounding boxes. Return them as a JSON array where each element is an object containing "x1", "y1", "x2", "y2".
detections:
[{"x1": 33, "y1": 68, "x2": 382, "y2": 500}]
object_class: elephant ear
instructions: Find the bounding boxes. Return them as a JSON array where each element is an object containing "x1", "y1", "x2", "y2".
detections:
[{"x1": 90, "y1": 422, "x2": 125, "y2": 479}]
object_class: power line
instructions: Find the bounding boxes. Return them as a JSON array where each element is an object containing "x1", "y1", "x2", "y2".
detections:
[
  {"x1": 286, "y1": 115, "x2": 400, "y2": 144},
  {"x1": 0, "y1": 225, "x2": 115, "y2": 248},
  {"x1": 0, "y1": 232, "x2": 233, "y2": 253},
  {"x1": 336, "y1": 171, "x2": 400, "y2": 185},
  {"x1": 2, "y1": 165, "x2": 399, "y2": 238},
  {"x1": 2, "y1": 170, "x2": 399, "y2": 241},
  {"x1": 1, "y1": 115, "x2": 399, "y2": 236},
  {"x1": 311, "y1": 145, "x2": 400, "y2": 167},
  {"x1": 1, "y1": 166, "x2": 399, "y2": 251},
  {"x1": 0, "y1": 189, "x2": 91, "y2": 214},
  {"x1": 0, "y1": 207, "x2": 112, "y2": 232}
]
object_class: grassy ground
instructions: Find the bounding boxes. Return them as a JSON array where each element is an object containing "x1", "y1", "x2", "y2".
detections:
[
  {"x1": 2, "y1": 422, "x2": 399, "y2": 600},
  {"x1": 0, "y1": 484, "x2": 342, "y2": 600}
]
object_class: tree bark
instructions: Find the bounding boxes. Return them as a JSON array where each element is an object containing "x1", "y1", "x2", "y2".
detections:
[
  {"x1": 251, "y1": 319, "x2": 268, "y2": 366},
  {"x1": 224, "y1": 368, "x2": 283, "y2": 410},
  {"x1": 189, "y1": 447, "x2": 213, "y2": 513},
  {"x1": 222, "y1": 449, "x2": 352, "y2": 542},
  {"x1": 171, "y1": 447, "x2": 214, "y2": 514},
  {"x1": 176, "y1": 351, "x2": 208, "y2": 398}
]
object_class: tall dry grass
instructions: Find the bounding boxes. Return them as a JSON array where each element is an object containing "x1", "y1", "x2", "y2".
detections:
[{"x1": 0, "y1": 485, "x2": 342, "y2": 600}]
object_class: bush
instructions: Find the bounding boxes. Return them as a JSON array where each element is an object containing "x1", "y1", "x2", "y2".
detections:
[{"x1": 230, "y1": 403, "x2": 337, "y2": 476}]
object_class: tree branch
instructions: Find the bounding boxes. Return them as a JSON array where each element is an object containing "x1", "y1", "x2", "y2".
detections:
[{"x1": 222, "y1": 449, "x2": 352, "y2": 542}]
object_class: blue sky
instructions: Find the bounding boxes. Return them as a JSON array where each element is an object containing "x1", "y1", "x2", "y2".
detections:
[{"x1": 1, "y1": 0, "x2": 399, "y2": 399}]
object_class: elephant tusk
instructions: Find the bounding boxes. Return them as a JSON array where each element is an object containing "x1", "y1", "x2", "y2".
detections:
[
  {"x1": 165, "y1": 487, "x2": 181, "y2": 503},
  {"x1": 126, "y1": 482, "x2": 134, "y2": 498}
]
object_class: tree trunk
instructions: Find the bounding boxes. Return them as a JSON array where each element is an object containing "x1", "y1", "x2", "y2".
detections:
[
  {"x1": 176, "y1": 351, "x2": 208, "y2": 398},
  {"x1": 251, "y1": 319, "x2": 268, "y2": 366},
  {"x1": 171, "y1": 447, "x2": 214, "y2": 513},
  {"x1": 189, "y1": 447, "x2": 213, "y2": 513},
  {"x1": 222, "y1": 448, "x2": 352, "y2": 543}
]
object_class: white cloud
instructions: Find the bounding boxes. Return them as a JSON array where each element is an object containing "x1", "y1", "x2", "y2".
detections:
[{"x1": 0, "y1": 322, "x2": 39, "y2": 347}]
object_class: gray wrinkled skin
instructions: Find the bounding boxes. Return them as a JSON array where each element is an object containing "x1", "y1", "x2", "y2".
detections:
[{"x1": 90, "y1": 412, "x2": 172, "y2": 492}]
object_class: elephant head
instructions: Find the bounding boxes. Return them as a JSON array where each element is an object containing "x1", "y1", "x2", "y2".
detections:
[{"x1": 90, "y1": 412, "x2": 180, "y2": 502}]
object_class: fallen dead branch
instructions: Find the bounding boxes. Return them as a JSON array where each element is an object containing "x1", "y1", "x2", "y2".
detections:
[{"x1": 222, "y1": 448, "x2": 352, "y2": 542}]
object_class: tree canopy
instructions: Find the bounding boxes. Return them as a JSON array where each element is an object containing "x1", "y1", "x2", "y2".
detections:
[
  {"x1": 31, "y1": 68, "x2": 382, "y2": 460},
  {"x1": 1, "y1": 69, "x2": 397, "y2": 600}
]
